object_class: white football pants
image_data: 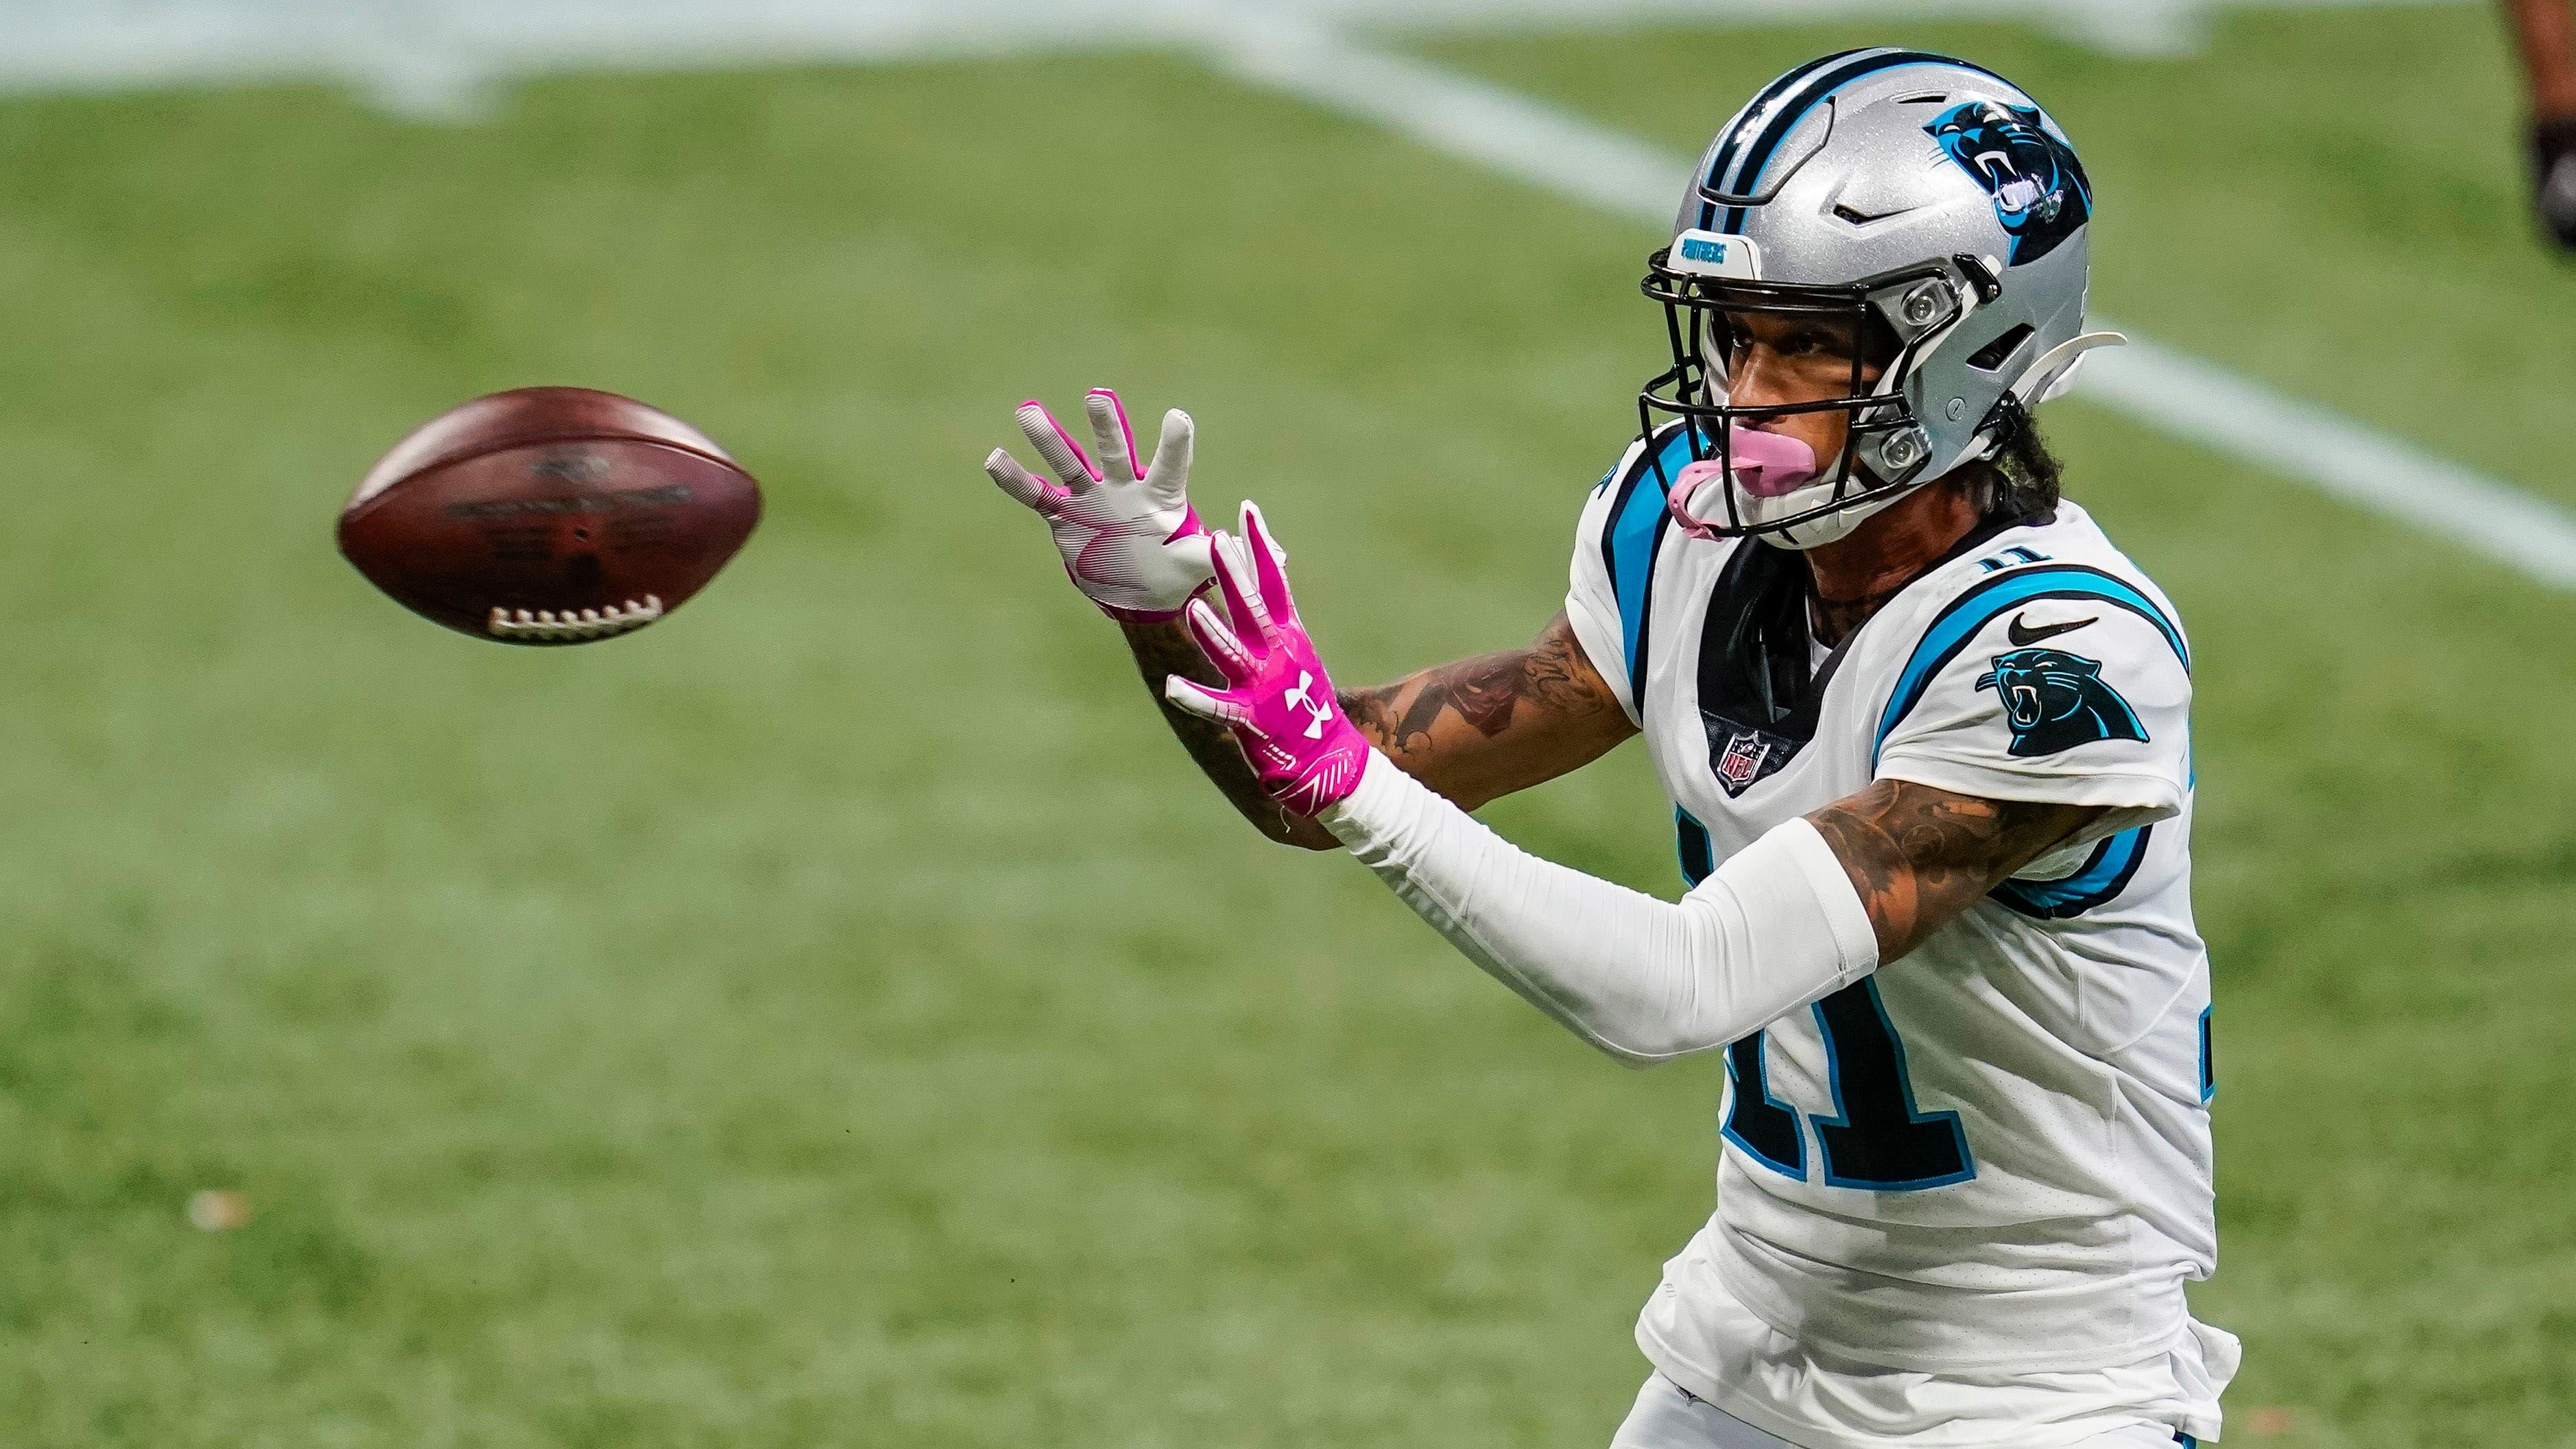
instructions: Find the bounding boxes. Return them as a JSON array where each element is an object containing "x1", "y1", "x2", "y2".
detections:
[{"x1": 1609, "y1": 1373, "x2": 2192, "y2": 1449}]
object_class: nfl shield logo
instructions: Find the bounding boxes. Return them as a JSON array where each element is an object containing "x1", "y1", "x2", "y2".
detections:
[{"x1": 1716, "y1": 731, "x2": 1770, "y2": 793}]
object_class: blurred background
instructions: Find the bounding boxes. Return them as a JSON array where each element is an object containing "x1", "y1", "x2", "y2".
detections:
[{"x1": 0, "y1": 1, "x2": 2569, "y2": 1446}]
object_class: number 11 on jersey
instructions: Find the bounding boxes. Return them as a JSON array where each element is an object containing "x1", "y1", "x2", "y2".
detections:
[{"x1": 1724, "y1": 979, "x2": 1975, "y2": 1192}]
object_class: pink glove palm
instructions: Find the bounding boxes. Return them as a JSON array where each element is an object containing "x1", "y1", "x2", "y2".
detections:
[
  {"x1": 983, "y1": 389, "x2": 1215, "y2": 622},
  {"x1": 1161, "y1": 503, "x2": 1370, "y2": 817}
]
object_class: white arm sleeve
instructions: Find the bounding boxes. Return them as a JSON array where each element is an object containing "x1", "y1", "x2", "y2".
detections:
[{"x1": 1320, "y1": 751, "x2": 1879, "y2": 1066}]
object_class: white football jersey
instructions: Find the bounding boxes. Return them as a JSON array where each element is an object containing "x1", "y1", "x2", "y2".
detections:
[{"x1": 1564, "y1": 426, "x2": 2230, "y2": 1439}]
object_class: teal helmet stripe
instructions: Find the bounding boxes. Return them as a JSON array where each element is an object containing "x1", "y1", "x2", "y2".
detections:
[
  {"x1": 1719, "y1": 47, "x2": 1915, "y2": 193},
  {"x1": 1693, "y1": 49, "x2": 1864, "y2": 230},
  {"x1": 1717, "y1": 51, "x2": 2015, "y2": 233}
]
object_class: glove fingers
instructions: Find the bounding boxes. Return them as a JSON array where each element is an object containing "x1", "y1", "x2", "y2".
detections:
[
  {"x1": 1142, "y1": 408, "x2": 1193, "y2": 504},
  {"x1": 1083, "y1": 389, "x2": 1141, "y2": 485},
  {"x1": 1210, "y1": 531, "x2": 1276, "y2": 645},
  {"x1": 1184, "y1": 597, "x2": 1257, "y2": 685},
  {"x1": 1239, "y1": 501, "x2": 1299, "y2": 629},
  {"x1": 1163, "y1": 675, "x2": 1248, "y2": 727},
  {"x1": 1016, "y1": 400, "x2": 1102, "y2": 490},
  {"x1": 985, "y1": 448, "x2": 1066, "y2": 516}
]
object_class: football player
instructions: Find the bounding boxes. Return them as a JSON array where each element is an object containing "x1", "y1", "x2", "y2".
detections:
[
  {"x1": 2502, "y1": 0, "x2": 2576, "y2": 247},
  {"x1": 984, "y1": 51, "x2": 2230, "y2": 1449}
]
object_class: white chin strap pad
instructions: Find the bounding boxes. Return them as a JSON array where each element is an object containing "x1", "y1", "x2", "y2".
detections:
[{"x1": 1761, "y1": 498, "x2": 1888, "y2": 550}]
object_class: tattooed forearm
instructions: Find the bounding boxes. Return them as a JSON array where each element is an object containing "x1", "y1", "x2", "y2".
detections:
[
  {"x1": 1340, "y1": 613, "x2": 1621, "y2": 762},
  {"x1": 1125, "y1": 608, "x2": 1630, "y2": 843},
  {"x1": 1121, "y1": 617, "x2": 1337, "y2": 849},
  {"x1": 1806, "y1": 779, "x2": 2104, "y2": 963},
  {"x1": 1370, "y1": 650, "x2": 1521, "y2": 752}
]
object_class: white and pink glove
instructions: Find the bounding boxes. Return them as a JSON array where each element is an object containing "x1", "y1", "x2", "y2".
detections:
[
  {"x1": 1160, "y1": 503, "x2": 1370, "y2": 817},
  {"x1": 983, "y1": 389, "x2": 1215, "y2": 622}
]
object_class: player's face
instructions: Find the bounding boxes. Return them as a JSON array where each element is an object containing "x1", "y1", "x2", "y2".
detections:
[{"x1": 1702, "y1": 308, "x2": 1889, "y2": 464}]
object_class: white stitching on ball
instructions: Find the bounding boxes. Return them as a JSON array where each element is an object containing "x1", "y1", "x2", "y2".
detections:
[{"x1": 486, "y1": 595, "x2": 664, "y2": 640}]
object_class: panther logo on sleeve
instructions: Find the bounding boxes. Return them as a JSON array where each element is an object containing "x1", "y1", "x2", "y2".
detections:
[
  {"x1": 1975, "y1": 646, "x2": 2146, "y2": 756},
  {"x1": 1926, "y1": 101, "x2": 2092, "y2": 265}
]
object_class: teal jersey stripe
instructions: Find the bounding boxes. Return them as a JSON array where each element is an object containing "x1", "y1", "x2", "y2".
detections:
[
  {"x1": 2197, "y1": 1006, "x2": 2216, "y2": 1104},
  {"x1": 1873, "y1": 564, "x2": 2189, "y2": 767},
  {"x1": 1991, "y1": 824, "x2": 2152, "y2": 920},
  {"x1": 1606, "y1": 424, "x2": 1699, "y2": 702},
  {"x1": 1677, "y1": 807, "x2": 1715, "y2": 887}
]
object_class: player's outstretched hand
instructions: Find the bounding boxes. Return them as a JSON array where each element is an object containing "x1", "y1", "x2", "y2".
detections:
[
  {"x1": 983, "y1": 389, "x2": 1215, "y2": 621},
  {"x1": 1161, "y1": 502, "x2": 1370, "y2": 817}
]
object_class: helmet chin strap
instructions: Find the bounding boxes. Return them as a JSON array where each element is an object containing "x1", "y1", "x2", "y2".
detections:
[{"x1": 1757, "y1": 488, "x2": 1905, "y2": 551}]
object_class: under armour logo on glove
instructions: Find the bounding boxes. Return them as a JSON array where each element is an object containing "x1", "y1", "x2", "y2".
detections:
[
  {"x1": 1161, "y1": 503, "x2": 1370, "y2": 817},
  {"x1": 1284, "y1": 671, "x2": 1335, "y2": 739}
]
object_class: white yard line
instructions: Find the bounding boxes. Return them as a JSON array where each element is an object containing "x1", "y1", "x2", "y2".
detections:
[
  {"x1": 1200, "y1": 15, "x2": 2576, "y2": 591},
  {"x1": 2082, "y1": 341, "x2": 2576, "y2": 589},
  {"x1": 10, "y1": 0, "x2": 2563, "y2": 585},
  {"x1": 1322, "y1": 0, "x2": 2453, "y2": 59},
  {"x1": 0, "y1": 0, "x2": 2461, "y2": 100},
  {"x1": 1213, "y1": 14, "x2": 1693, "y2": 226},
  {"x1": 0, "y1": 2, "x2": 1193, "y2": 118}
]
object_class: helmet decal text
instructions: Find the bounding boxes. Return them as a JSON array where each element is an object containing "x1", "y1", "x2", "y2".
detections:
[{"x1": 1668, "y1": 230, "x2": 1764, "y2": 280}]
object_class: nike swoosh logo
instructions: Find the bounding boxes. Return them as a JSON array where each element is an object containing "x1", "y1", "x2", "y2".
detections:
[{"x1": 2007, "y1": 612, "x2": 2097, "y2": 647}]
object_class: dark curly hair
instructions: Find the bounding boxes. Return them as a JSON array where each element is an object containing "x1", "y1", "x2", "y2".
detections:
[{"x1": 1961, "y1": 403, "x2": 2064, "y2": 525}]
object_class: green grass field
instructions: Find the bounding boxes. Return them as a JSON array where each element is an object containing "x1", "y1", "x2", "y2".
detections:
[{"x1": 0, "y1": 5, "x2": 2569, "y2": 1446}]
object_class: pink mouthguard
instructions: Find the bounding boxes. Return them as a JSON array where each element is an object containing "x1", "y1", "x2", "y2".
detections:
[
  {"x1": 1674, "y1": 427, "x2": 1820, "y2": 500},
  {"x1": 1665, "y1": 427, "x2": 1823, "y2": 540}
]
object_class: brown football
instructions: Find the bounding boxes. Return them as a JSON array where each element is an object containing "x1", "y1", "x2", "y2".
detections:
[{"x1": 338, "y1": 387, "x2": 761, "y2": 644}]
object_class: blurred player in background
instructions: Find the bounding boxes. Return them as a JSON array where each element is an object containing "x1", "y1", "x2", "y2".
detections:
[
  {"x1": 2504, "y1": 0, "x2": 2576, "y2": 246},
  {"x1": 987, "y1": 49, "x2": 2227, "y2": 1449}
]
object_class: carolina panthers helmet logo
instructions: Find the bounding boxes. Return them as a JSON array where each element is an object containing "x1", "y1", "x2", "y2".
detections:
[
  {"x1": 1975, "y1": 647, "x2": 2145, "y2": 756},
  {"x1": 1926, "y1": 101, "x2": 2092, "y2": 266}
]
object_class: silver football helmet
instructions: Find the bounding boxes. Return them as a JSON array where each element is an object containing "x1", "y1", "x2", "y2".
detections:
[{"x1": 1640, "y1": 49, "x2": 2123, "y2": 550}]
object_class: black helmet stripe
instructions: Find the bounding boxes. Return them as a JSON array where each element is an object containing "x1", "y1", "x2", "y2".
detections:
[
  {"x1": 1711, "y1": 46, "x2": 1912, "y2": 213},
  {"x1": 1692, "y1": 49, "x2": 1863, "y2": 230},
  {"x1": 1717, "y1": 51, "x2": 2009, "y2": 232}
]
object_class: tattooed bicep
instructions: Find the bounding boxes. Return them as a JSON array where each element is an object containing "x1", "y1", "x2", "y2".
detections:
[
  {"x1": 1523, "y1": 612, "x2": 1622, "y2": 718},
  {"x1": 1804, "y1": 779, "x2": 2104, "y2": 963},
  {"x1": 1339, "y1": 611, "x2": 1625, "y2": 756}
]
